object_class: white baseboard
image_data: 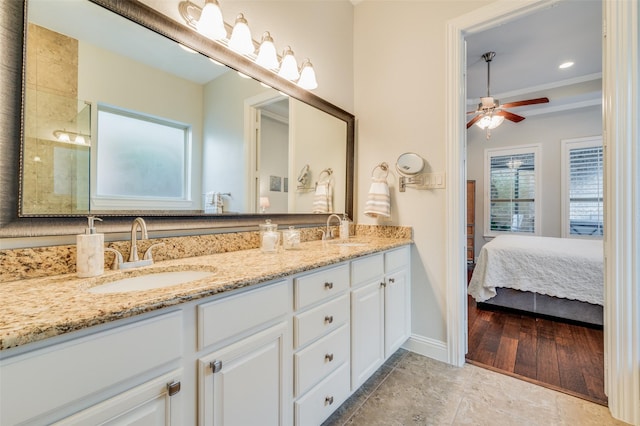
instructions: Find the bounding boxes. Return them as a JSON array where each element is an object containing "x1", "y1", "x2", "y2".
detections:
[{"x1": 402, "y1": 334, "x2": 448, "y2": 364}]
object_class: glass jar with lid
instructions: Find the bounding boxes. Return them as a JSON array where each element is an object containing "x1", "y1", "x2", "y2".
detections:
[
  {"x1": 259, "y1": 219, "x2": 279, "y2": 253},
  {"x1": 282, "y1": 226, "x2": 301, "y2": 250}
]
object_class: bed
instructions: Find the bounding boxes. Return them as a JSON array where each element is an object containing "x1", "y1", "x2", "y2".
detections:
[{"x1": 468, "y1": 235, "x2": 604, "y2": 326}]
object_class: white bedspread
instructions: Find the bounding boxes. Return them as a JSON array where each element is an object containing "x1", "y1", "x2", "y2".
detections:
[{"x1": 468, "y1": 235, "x2": 603, "y2": 305}]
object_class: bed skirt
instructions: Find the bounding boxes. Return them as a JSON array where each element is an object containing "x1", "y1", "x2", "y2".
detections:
[{"x1": 477, "y1": 287, "x2": 603, "y2": 327}]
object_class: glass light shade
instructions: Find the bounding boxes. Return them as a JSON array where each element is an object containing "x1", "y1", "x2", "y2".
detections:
[
  {"x1": 75, "y1": 135, "x2": 86, "y2": 144},
  {"x1": 256, "y1": 32, "x2": 278, "y2": 70},
  {"x1": 278, "y1": 47, "x2": 299, "y2": 81},
  {"x1": 297, "y1": 59, "x2": 318, "y2": 90},
  {"x1": 197, "y1": 0, "x2": 226, "y2": 40},
  {"x1": 55, "y1": 131, "x2": 70, "y2": 143},
  {"x1": 229, "y1": 14, "x2": 254, "y2": 55},
  {"x1": 475, "y1": 114, "x2": 505, "y2": 130}
]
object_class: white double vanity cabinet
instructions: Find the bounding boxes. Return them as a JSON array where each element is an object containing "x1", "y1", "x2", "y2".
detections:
[{"x1": 1, "y1": 245, "x2": 410, "y2": 425}]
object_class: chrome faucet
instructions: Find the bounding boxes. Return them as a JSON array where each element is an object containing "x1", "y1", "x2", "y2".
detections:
[
  {"x1": 105, "y1": 217, "x2": 164, "y2": 270},
  {"x1": 324, "y1": 214, "x2": 342, "y2": 240},
  {"x1": 129, "y1": 217, "x2": 148, "y2": 262}
]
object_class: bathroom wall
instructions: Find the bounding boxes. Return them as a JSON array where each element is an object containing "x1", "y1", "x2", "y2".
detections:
[
  {"x1": 78, "y1": 40, "x2": 204, "y2": 210},
  {"x1": 353, "y1": 1, "x2": 494, "y2": 353}
]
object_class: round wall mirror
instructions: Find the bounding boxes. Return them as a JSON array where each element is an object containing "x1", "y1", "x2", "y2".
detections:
[{"x1": 396, "y1": 152, "x2": 424, "y2": 175}]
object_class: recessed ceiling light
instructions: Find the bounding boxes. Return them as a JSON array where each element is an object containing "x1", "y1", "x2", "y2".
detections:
[{"x1": 559, "y1": 61, "x2": 574, "y2": 69}]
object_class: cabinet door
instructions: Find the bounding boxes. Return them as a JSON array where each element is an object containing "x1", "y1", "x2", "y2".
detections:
[
  {"x1": 350, "y1": 280, "x2": 384, "y2": 390},
  {"x1": 53, "y1": 370, "x2": 182, "y2": 425},
  {"x1": 384, "y1": 268, "x2": 410, "y2": 358},
  {"x1": 198, "y1": 322, "x2": 290, "y2": 426}
]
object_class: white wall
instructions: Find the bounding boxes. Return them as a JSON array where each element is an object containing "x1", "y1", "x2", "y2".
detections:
[
  {"x1": 78, "y1": 41, "x2": 204, "y2": 210},
  {"x1": 467, "y1": 105, "x2": 602, "y2": 257},
  {"x1": 259, "y1": 114, "x2": 289, "y2": 213},
  {"x1": 289, "y1": 100, "x2": 347, "y2": 214},
  {"x1": 353, "y1": 1, "x2": 493, "y2": 350},
  {"x1": 141, "y1": 0, "x2": 354, "y2": 113}
]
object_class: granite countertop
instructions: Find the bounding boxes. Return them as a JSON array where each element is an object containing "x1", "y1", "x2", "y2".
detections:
[{"x1": 0, "y1": 237, "x2": 411, "y2": 351}]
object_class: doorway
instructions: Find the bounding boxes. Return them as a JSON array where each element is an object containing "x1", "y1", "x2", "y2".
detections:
[{"x1": 445, "y1": 0, "x2": 638, "y2": 423}]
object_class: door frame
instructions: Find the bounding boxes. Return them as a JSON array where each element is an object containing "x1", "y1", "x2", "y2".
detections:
[{"x1": 444, "y1": 1, "x2": 639, "y2": 424}]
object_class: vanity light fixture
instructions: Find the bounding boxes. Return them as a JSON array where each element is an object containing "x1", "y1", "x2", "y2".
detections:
[
  {"x1": 297, "y1": 59, "x2": 318, "y2": 90},
  {"x1": 53, "y1": 130, "x2": 90, "y2": 145},
  {"x1": 228, "y1": 14, "x2": 254, "y2": 55},
  {"x1": 278, "y1": 46, "x2": 300, "y2": 81},
  {"x1": 196, "y1": 0, "x2": 226, "y2": 40},
  {"x1": 256, "y1": 32, "x2": 279, "y2": 70},
  {"x1": 179, "y1": 1, "x2": 318, "y2": 89}
]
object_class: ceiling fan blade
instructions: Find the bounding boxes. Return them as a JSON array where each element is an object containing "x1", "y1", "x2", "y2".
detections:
[
  {"x1": 496, "y1": 110, "x2": 525, "y2": 123},
  {"x1": 500, "y1": 97, "x2": 549, "y2": 109},
  {"x1": 467, "y1": 114, "x2": 482, "y2": 129}
]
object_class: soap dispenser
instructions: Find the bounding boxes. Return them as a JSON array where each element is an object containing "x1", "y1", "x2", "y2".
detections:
[
  {"x1": 77, "y1": 216, "x2": 104, "y2": 278},
  {"x1": 340, "y1": 215, "x2": 350, "y2": 241}
]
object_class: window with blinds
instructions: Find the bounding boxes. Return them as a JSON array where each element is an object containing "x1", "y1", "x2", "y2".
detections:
[
  {"x1": 565, "y1": 141, "x2": 603, "y2": 237},
  {"x1": 485, "y1": 146, "x2": 539, "y2": 234}
]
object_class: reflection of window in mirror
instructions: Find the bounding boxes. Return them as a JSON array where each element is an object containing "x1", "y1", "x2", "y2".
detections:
[{"x1": 94, "y1": 104, "x2": 192, "y2": 210}]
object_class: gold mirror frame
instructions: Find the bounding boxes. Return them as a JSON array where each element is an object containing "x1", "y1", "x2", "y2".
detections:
[{"x1": 0, "y1": 0, "x2": 354, "y2": 239}]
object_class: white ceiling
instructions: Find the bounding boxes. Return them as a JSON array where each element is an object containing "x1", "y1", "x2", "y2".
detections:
[{"x1": 465, "y1": 0, "x2": 602, "y2": 115}]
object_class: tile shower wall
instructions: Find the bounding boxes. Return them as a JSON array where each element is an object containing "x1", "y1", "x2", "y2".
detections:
[{"x1": 22, "y1": 24, "x2": 89, "y2": 215}]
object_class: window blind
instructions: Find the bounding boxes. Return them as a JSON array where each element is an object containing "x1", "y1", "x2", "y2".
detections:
[
  {"x1": 489, "y1": 152, "x2": 536, "y2": 233},
  {"x1": 569, "y1": 146, "x2": 603, "y2": 236}
]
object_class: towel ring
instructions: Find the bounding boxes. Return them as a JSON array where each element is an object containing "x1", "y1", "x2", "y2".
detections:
[
  {"x1": 317, "y1": 168, "x2": 333, "y2": 183},
  {"x1": 371, "y1": 162, "x2": 389, "y2": 179}
]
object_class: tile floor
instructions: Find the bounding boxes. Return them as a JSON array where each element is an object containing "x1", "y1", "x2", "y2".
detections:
[{"x1": 323, "y1": 349, "x2": 628, "y2": 426}]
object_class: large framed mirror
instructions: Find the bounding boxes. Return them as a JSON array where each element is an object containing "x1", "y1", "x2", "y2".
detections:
[{"x1": 0, "y1": 0, "x2": 354, "y2": 239}]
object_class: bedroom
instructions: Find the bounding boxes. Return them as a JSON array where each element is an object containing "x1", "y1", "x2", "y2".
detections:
[{"x1": 464, "y1": 0, "x2": 604, "y2": 403}]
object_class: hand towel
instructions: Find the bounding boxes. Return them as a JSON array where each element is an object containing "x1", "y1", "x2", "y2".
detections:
[
  {"x1": 313, "y1": 181, "x2": 333, "y2": 213},
  {"x1": 364, "y1": 178, "x2": 391, "y2": 218}
]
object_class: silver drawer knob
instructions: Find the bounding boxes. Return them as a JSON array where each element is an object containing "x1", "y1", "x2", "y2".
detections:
[
  {"x1": 324, "y1": 315, "x2": 334, "y2": 324},
  {"x1": 325, "y1": 396, "x2": 334, "y2": 405},
  {"x1": 325, "y1": 353, "x2": 334, "y2": 362},
  {"x1": 324, "y1": 282, "x2": 334, "y2": 289}
]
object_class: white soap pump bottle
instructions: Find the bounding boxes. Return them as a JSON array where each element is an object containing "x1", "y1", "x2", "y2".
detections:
[
  {"x1": 76, "y1": 216, "x2": 104, "y2": 278},
  {"x1": 340, "y1": 215, "x2": 350, "y2": 241}
]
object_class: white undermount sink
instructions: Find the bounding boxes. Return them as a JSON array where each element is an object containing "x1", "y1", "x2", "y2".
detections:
[{"x1": 87, "y1": 270, "x2": 215, "y2": 294}]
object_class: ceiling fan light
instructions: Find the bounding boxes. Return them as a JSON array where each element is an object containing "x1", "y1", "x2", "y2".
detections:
[
  {"x1": 297, "y1": 59, "x2": 318, "y2": 90},
  {"x1": 229, "y1": 13, "x2": 254, "y2": 55},
  {"x1": 197, "y1": 0, "x2": 226, "y2": 40},
  {"x1": 475, "y1": 114, "x2": 504, "y2": 130},
  {"x1": 256, "y1": 32, "x2": 279, "y2": 70},
  {"x1": 278, "y1": 46, "x2": 299, "y2": 81}
]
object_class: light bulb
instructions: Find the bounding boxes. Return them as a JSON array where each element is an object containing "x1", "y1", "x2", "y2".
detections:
[
  {"x1": 475, "y1": 114, "x2": 504, "y2": 130},
  {"x1": 229, "y1": 13, "x2": 254, "y2": 55},
  {"x1": 75, "y1": 135, "x2": 85, "y2": 144},
  {"x1": 197, "y1": 0, "x2": 226, "y2": 40},
  {"x1": 256, "y1": 32, "x2": 278, "y2": 70},
  {"x1": 278, "y1": 46, "x2": 299, "y2": 81},
  {"x1": 297, "y1": 59, "x2": 318, "y2": 90}
]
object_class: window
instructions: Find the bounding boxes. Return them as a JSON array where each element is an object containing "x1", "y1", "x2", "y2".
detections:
[
  {"x1": 485, "y1": 145, "x2": 540, "y2": 235},
  {"x1": 561, "y1": 136, "x2": 603, "y2": 238},
  {"x1": 94, "y1": 104, "x2": 192, "y2": 210}
]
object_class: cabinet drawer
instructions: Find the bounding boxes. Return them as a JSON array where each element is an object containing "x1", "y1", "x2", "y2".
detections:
[
  {"x1": 294, "y1": 362, "x2": 350, "y2": 426},
  {"x1": 351, "y1": 253, "x2": 384, "y2": 287},
  {"x1": 294, "y1": 264, "x2": 349, "y2": 310},
  {"x1": 1, "y1": 312, "x2": 182, "y2": 426},
  {"x1": 294, "y1": 323, "x2": 349, "y2": 397},
  {"x1": 384, "y1": 246, "x2": 410, "y2": 272},
  {"x1": 294, "y1": 293, "x2": 349, "y2": 349},
  {"x1": 198, "y1": 280, "x2": 289, "y2": 350}
]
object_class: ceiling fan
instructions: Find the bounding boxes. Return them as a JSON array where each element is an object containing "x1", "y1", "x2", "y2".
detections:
[{"x1": 467, "y1": 51, "x2": 549, "y2": 133}]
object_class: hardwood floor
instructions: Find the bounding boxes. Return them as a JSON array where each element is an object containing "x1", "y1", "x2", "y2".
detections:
[{"x1": 466, "y1": 295, "x2": 607, "y2": 405}]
